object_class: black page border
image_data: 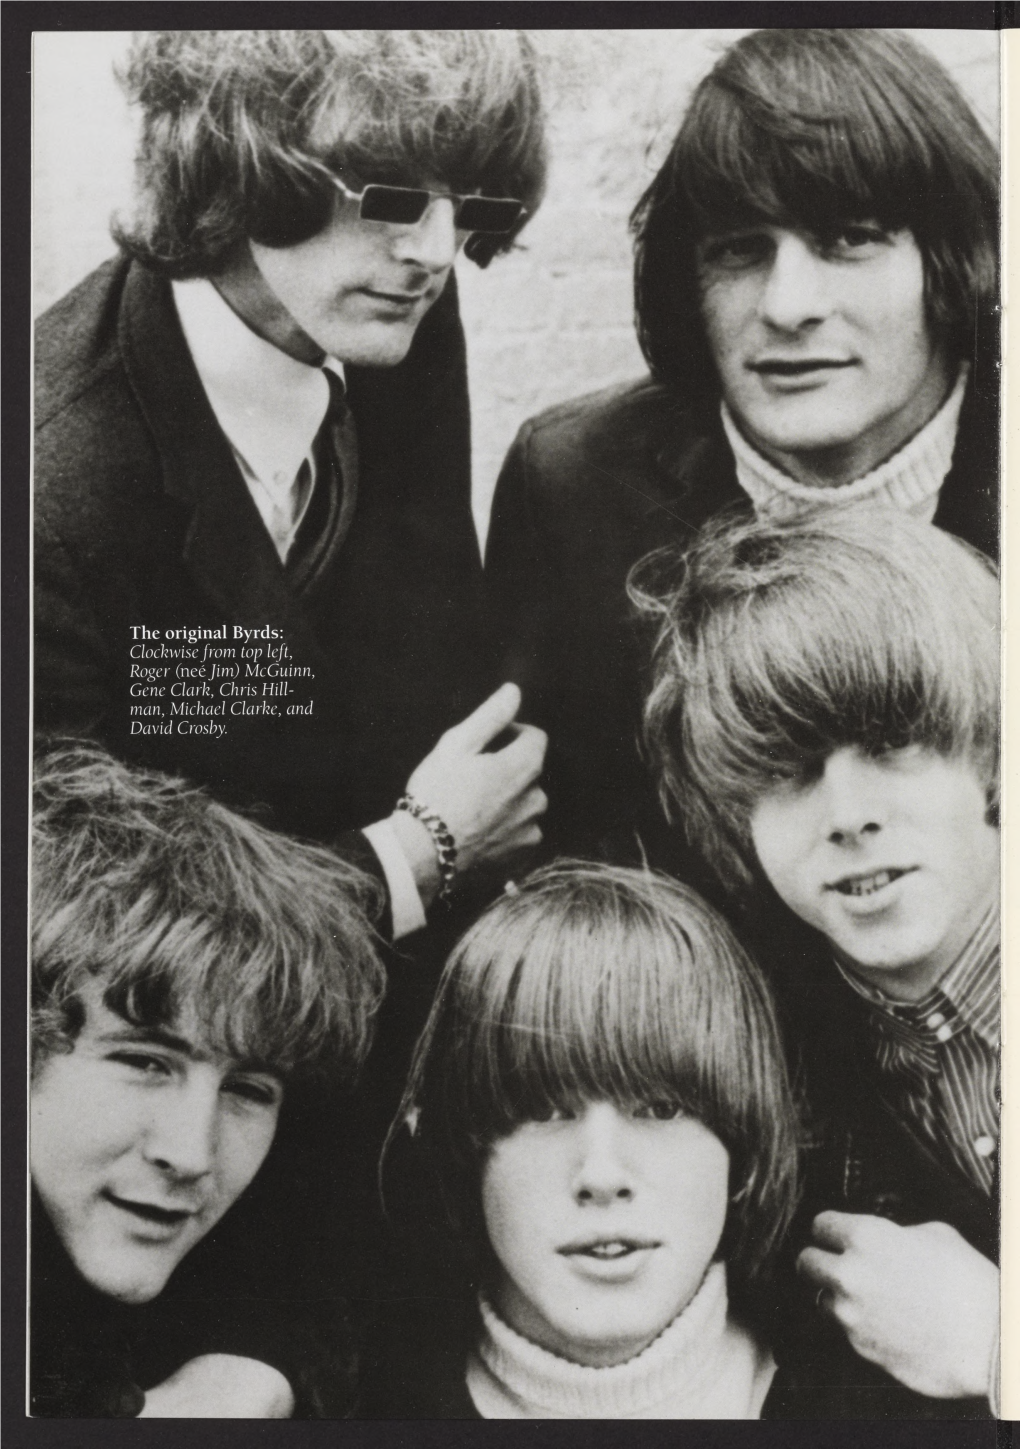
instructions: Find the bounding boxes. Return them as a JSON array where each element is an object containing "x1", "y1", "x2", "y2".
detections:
[{"x1": 3, "y1": 3, "x2": 1009, "y2": 1445}]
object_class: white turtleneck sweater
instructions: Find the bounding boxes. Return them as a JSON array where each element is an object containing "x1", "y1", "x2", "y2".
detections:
[
  {"x1": 722, "y1": 364, "x2": 968, "y2": 523},
  {"x1": 465, "y1": 1261, "x2": 775, "y2": 1419}
]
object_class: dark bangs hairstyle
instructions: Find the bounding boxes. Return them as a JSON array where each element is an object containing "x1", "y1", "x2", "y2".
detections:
[
  {"x1": 114, "y1": 29, "x2": 547, "y2": 276},
  {"x1": 392, "y1": 862, "x2": 800, "y2": 1298},
  {"x1": 632, "y1": 28, "x2": 999, "y2": 401},
  {"x1": 32, "y1": 744, "x2": 386, "y2": 1080},
  {"x1": 634, "y1": 507, "x2": 1000, "y2": 897}
]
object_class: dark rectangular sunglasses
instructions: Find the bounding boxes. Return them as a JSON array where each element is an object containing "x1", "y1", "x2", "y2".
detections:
[{"x1": 333, "y1": 177, "x2": 526, "y2": 234}]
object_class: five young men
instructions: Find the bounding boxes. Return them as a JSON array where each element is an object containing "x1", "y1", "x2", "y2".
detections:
[{"x1": 31, "y1": 25, "x2": 1001, "y2": 1421}]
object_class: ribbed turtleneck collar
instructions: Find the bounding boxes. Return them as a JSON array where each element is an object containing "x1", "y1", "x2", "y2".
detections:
[
  {"x1": 465, "y1": 1261, "x2": 775, "y2": 1419},
  {"x1": 723, "y1": 364, "x2": 968, "y2": 523}
]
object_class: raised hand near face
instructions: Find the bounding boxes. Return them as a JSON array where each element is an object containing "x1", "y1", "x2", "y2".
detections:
[{"x1": 391, "y1": 683, "x2": 548, "y2": 906}]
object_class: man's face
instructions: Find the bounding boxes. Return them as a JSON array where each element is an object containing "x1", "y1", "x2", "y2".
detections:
[
  {"x1": 697, "y1": 224, "x2": 952, "y2": 486},
  {"x1": 750, "y1": 745, "x2": 999, "y2": 1000},
  {"x1": 482, "y1": 1101, "x2": 730, "y2": 1367},
  {"x1": 246, "y1": 188, "x2": 467, "y2": 367},
  {"x1": 31, "y1": 982, "x2": 283, "y2": 1304}
]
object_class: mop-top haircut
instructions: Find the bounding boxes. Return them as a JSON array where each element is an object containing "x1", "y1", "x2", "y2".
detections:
[
  {"x1": 32, "y1": 744, "x2": 386, "y2": 1080},
  {"x1": 398, "y1": 862, "x2": 800, "y2": 1296},
  {"x1": 635, "y1": 508, "x2": 1000, "y2": 896},
  {"x1": 632, "y1": 28, "x2": 998, "y2": 400},
  {"x1": 114, "y1": 29, "x2": 547, "y2": 274}
]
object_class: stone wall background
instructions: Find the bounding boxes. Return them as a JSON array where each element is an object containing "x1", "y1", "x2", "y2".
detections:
[{"x1": 33, "y1": 28, "x2": 998, "y2": 544}]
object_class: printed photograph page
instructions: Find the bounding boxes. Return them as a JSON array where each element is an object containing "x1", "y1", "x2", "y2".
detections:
[{"x1": 30, "y1": 22, "x2": 1003, "y2": 1423}]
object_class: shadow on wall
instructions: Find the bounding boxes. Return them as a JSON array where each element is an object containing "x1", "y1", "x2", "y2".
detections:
[{"x1": 32, "y1": 28, "x2": 1000, "y2": 545}]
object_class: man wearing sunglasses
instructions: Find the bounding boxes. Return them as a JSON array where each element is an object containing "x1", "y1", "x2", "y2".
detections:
[
  {"x1": 34, "y1": 27, "x2": 548, "y2": 1417},
  {"x1": 36, "y1": 28, "x2": 548, "y2": 938}
]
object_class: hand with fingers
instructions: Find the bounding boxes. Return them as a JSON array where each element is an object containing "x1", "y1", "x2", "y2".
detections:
[
  {"x1": 797, "y1": 1211, "x2": 999, "y2": 1402},
  {"x1": 391, "y1": 683, "x2": 548, "y2": 906}
]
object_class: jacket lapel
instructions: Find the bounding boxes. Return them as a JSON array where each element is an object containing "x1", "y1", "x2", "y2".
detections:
[
  {"x1": 117, "y1": 263, "x2": 329, "y2": 663},
  {"x1": 934, "y1": 371, "x2": 998, "y2": 561},
  {"x1": 644, "y1": 400, "x2": 745, "y2": 534}
]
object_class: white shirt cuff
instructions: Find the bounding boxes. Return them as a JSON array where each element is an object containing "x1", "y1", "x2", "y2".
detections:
[{"x1": 361, "y1": 819, "x2": 427, "y2": 940}]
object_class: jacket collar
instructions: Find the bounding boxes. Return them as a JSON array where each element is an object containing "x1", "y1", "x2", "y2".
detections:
[
  {"x1": 116, "y1": 261, "x2": 329, "y2": 655},
  {"x1": 933, "y1": 360, "x2": 998, "y2": 560},
  {"x1": 644, "y1": 391, "x2": 743, "y2": 527},
  {"x1": 643, "y1": 371, "x2": 991, "y2": 552}
]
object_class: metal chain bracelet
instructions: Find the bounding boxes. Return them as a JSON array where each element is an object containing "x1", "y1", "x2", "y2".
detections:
[{"x1": 395, "y1": 793, "x2": 458, "y2": 902}]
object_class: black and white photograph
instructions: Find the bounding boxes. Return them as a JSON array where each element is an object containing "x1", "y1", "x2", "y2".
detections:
[{"x1": 21, "y1": 11, "x2": 1004, "y2": 1427}]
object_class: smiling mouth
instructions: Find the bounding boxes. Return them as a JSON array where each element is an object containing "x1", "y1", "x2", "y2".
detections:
[
  {"x1": 827, "y1": 867, "x2": 916, "y2": 898},
  {"x1": 104, "y1": 1192, "x2": 194, "y2": 1226},
  {"x1": 560, "y1": 1239, "x2": 659, "y2": 1260}
]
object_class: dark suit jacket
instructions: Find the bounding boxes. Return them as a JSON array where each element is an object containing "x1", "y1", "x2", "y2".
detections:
[
  {"x1": 29, "y1": 1189, "x2": 362, "y2": 1419},
  {"x1": 485, "y1": 372, "x2": 998, "y2": 872},
  {"x1": 35, "y1": 256, "x2": 490, "y2": 846},
  {"x1": 483, "y1": 375, "x2": 999, "y2": 1418},
  {"x1": 30, "y1": 1145, "x2": 372, "y2": 1419},
  {"x1": 358, "y1": 928, "x2": 995, "y2": 1422},
  {"x1": 33, "y1": 256, "x2": 491, "y2": 1409},
  {"x1": 749, "y1": 907, "x2": 998, "y2": 1419}
]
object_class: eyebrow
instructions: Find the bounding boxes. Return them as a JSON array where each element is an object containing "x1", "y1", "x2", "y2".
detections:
[
  {"x1": 96, "y1": 1023, "x2": 285, "y2": 1078},
  {"x1": 98, "y1": 1023, "x2": 199, "y2": 1055}
]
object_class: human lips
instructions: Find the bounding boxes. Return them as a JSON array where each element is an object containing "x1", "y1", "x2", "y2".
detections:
[
  {"x1": 558, "y1": 1236, "x2": 660, "y2": 1259},
  {"x1": 825, "y1": 866, "x2": 918, "y2": 899},
  {"x1": 103, "y1": 1190, "x2": 200, "y2": 1233},
  {"x1": 748, "y1": 356, "x2": 857, "y2": 378},
  {"x1": 557, "y1": 1235, "x2": 662, "y2": 1283},
  {"x1": 360, "y1": 287, "x2": 432, "y2": 309},
  {"x1": 818, "y1": 864, "x2": 925, "y2": 927}
]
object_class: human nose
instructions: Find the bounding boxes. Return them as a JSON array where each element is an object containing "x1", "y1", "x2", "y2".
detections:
[
  {"x1": 572, "y1": 1104, "x2": 635, "y2": 1206},
  {"x1": 391, "y1": 196, "x2": 458, "y2": 273},
  {"x1": 819, "y1": 750, "x2": 884, "y2": 846},
  {"x1": 142, "y1": 1070, "x2": 219, "y2": 1180},
  {"x1": 759, "y1": 232, "x2": 830, "y2": 332}
]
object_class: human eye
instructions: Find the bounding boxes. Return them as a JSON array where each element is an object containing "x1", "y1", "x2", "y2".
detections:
[
  {"x1": 759, "y1": 766, "x2": 809, "y2": 800},
  {"x1": 632, "y1": 1101, "x2": 684, "y2": 1121},
  {"x1": 823, "y1": 222, "x2": 892, "y2": 259},
  {"x1": 698, "y1": 230, "x2": 772, "y2": 270},
  {"x1": 870, "y1": 742, "x2": 923, "y2": 770},
  {"x1": 779, "y1": 753, "x2": 827, "y2": 791},
  {"x1": 224, "y1": 1073, "x2": 284, "y2": 1109},
  {"x1": 536, "y1": 1105, "x2": 576, "y2": 1123},
  {"x1": 107, "y1": 1049, "x2": 174, "y2": 1079}
]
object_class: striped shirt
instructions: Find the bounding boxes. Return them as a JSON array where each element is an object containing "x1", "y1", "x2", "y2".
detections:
[{"x1": 836, "y1": 905, "x2": 999, "y2": 1195}]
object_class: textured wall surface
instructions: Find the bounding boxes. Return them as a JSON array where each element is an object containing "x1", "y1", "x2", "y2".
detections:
[{"x1": 33, "y1": 28, "x2": 999, "y2": 543}]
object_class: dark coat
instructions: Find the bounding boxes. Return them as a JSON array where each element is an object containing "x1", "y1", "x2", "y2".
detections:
[
  {"x1": 359, "y1": 997, "x2": 997, "y2": 1423},
  {"x1": 357, "y1": 1250, "x2": 877, "y2": 1421},
  {"x1": 29, "y1": 1189, "x2": 360, "y2": 1419},
  {"x1": 752, "y1": 908, "x2": 997, "y2": 1420},
  {"x1": 35, "y1": 256, "x2": 490, "y2": 845},
  {"x1": 33, "y1": 256, "x2": 492, "y2": 1410},
  {"x1": 483, "y1": 373, "x2": 998, "y2": 1419},
  {"x1": 485, "y1": 372, "x2": 998, "y2": 871},
  {"x1": 355, "y1": 913, "x2": 997, "y2": 1422}
]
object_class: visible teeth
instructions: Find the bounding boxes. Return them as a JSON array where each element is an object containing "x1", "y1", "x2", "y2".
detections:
[
  {"x1": 839, "y1": 870, "x2": 898, "y2": 897},
  {"x1": 586, "y1": 1243, "x2": 631, "y2": 1259}
]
